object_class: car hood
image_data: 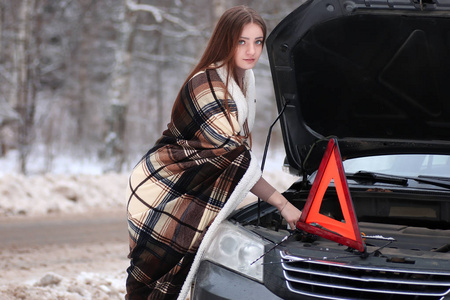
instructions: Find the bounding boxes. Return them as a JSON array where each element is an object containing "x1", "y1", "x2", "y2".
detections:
[{"x1": 266, "y1": 0, "x2": 450, "y2": 175}]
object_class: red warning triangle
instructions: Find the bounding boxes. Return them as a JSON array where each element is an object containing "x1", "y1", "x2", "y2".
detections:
[{"x1": 296, "y1": 138, "x2": 366, "y2": 253}]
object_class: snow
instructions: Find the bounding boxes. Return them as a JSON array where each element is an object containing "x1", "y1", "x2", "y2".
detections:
[
  {"x1": 0, "y1": 149, "x2": 297, "y2": 218},
  {"x1": 0, "y1": 149, "x2": 298, "y2": 300},
  {"x1": 0, "y1": 172, "x2": 127, "y2": 217},
  {"x1": 1, "y1": 270, "x2": 127, "y2": 300}
]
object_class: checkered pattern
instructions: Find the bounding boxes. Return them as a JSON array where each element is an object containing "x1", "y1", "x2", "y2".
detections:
[{"x1": 126, "y1": 68, "x2": 253, "y2": 299}]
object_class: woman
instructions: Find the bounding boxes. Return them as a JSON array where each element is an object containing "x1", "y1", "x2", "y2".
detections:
[{"x1": 126, "y1": 5, "x2": 302, "y2": 300}]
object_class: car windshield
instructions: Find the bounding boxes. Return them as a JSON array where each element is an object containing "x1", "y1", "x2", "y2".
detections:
[{"x1": 343, "y1": 154, "x2": 450, "y2": 178}]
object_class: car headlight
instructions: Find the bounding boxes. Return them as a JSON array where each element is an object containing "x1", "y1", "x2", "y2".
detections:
[{"x1": 203, "y1": 221, "x2": 267, "y2": 282}]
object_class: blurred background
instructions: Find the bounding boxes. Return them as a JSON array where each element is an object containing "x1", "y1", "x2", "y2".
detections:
[
  {"x1": 0, "y1": 0, "x2": 303, "y2": 175},
  {"x1": 0, "y1": 2, "x2": 304, "y2": 298}
]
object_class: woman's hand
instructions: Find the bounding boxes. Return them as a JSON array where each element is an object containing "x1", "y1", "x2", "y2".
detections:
[
  {"x1": 279, "y1": 200, "x2": 302, "y2": 230},
  {"x1": 266, "y1": 191, "x2": 302, "y2": 230}
]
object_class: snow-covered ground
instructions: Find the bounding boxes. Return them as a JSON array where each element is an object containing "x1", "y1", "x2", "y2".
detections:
[
  {"x1": 0, "y1": 149, "x2": 297, "y2": 218},
  {"x1": 0, "y1": 172, "x2": 127, "y2": 217},
  {"x1": 0, "y1": 241, "x2": 129, "y2": 300},
  {"x1": 0, "y1": 150, "x2": 298, "y2": 300}
]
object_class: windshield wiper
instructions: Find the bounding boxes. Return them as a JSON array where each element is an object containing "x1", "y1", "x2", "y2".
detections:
[
  {"x1": 346, "y1": 171, "x2": 408, "y2": 186},
  {"x1": 413, "y1": 175, "x2": 450, "y2": 189},
  {"x1": 346, "y1": 171, "x2": 450, "y2": 189}
]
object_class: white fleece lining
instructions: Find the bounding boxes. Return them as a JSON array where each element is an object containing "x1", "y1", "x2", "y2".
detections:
[
  {"x1": 245, "y1": 71, "x2": 256, "y2": 132},
  {"x1": 177, "y1": 66, "x2": 259, "y2": 300},
  {"x1": 177, "y1": 151, "x2": 261, "y2": 300},
  {"x1": 215, "y1": 66, "x2": 256, "y2": 132}
]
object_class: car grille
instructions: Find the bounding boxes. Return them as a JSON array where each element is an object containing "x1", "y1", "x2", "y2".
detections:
[{"x1": 280, "y1": 251, "x2": 450, "y2": 300}]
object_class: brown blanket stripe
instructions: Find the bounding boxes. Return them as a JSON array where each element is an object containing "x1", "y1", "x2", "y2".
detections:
[{"x1": 126, "y1": 68, "x2": 252, "y2": 299}]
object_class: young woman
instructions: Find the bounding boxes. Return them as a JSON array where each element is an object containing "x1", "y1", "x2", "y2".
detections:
[{"x1": 125, "y1": 5, "x2": 302, "y2": 300}]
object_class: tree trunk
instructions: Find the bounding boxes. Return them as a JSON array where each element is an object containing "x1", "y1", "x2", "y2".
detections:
[
  {"x1": 104, "y1": 0, "x2": 138, "y2": 172},
  {"x1": 15, "y1": 0, "x2": 38, "y2": 174}
]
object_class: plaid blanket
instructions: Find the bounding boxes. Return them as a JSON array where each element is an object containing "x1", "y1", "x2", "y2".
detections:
[{"x1": 126, "y1": 67, "x2": 260, "y2": 299}]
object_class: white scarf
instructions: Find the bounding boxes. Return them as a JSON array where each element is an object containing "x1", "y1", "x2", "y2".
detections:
[
  {"x1": 177, "y1": 66, "x2": 261, "y2": 300},
  {"x1": 215, "y1": 65, "x2": 256, "y2": 133}
]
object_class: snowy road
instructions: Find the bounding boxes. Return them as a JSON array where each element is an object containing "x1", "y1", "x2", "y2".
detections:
[
  {"x1": 0, "y1": 209, "x2": 130, "y2": 299},
  {"x1": 0, "y1": 209, "x2": 128, "y2": 248},
  {"x1": 0, "y1": 167, "x2": 296, "y2": 299}
]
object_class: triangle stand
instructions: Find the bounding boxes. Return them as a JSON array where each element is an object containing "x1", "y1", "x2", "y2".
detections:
[{"x1": 296, "y1": 138, "x2": 367, "y2": 253}]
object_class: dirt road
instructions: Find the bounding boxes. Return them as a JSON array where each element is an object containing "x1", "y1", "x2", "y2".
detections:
[{"x1": 0, "y1": 209, "x2": 130, "y2": 299}]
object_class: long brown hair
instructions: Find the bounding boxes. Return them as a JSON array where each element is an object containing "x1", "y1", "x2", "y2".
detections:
[
  {"x1": 176, "y1": 5, "x2": 266, "y2": 100},
  {"x1": 192, "y1": 5, "x2": 266, "y2": 84},
  {"x1": 173, "y1": 6, "x2": 266, "y2": 145}
]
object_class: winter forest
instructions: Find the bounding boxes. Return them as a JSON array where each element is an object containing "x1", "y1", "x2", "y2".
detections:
[
  {"x1": 0, "y1": 0, "x2": 303, "y2": 175},
  {"x1": 0, "y1": 2, "x2": 305, "y2": 296}
]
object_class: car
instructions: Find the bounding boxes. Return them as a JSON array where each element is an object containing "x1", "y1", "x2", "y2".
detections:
[{"x1": 190, "y1": 0, "x2": 450, "y2": 299}]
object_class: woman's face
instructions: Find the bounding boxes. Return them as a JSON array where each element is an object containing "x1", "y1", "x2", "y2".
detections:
[{"x1": 234, "y1": 23, "x2": 264, "y2": 71}]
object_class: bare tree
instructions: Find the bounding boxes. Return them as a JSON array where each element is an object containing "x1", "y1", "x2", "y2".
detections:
[
  {"x1": 104, "y1": 0, "x2": 139, "y2": 172},
  {"x1": 107, "y1": 0, "x2": 206, "y2": 170},
  {"x1": 13, "y1": 0, "x2": 41, "y2": 174},
  {"x1": 0, "y1": 0, "x2": 302, "y2": 174}
]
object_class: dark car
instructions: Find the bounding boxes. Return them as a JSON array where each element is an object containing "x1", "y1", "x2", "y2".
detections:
[{"x1": 191, "y1": 0, "x2": 450, "y2": 299}]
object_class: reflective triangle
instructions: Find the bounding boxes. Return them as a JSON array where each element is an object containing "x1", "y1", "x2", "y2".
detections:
[{"x1": 296, "y1": 138, "x2": 366, "y2": 253}]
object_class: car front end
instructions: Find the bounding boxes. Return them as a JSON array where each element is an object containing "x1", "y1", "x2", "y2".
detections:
[{"x1": 191, "y1": 0, "x2": 450, "y2": 298}]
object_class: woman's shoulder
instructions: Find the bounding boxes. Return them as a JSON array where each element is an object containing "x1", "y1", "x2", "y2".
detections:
[{"x1": 189, "y1": 69, "x2": 225, "y2": 88}]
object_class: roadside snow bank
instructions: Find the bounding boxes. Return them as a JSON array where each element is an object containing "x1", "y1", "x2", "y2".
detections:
[
  {"x1": 0, "y1": 169, "x2": 298, "y2": 217},
  {"x1": 0, "y1": 173, "x2": 128, "y2": 217},
  {"x1": 0, "y1": 151, "x2": 299, "y2": 217}
]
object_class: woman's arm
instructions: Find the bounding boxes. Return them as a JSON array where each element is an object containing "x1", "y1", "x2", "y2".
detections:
[{"x1": 250, "y1": 177, "x2": 302, "y2": 229}]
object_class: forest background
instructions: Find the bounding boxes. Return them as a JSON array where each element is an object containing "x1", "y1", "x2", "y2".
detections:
[
  {"x1": 0, "y1": 2, "x2": 305, "y2": 297},
  {"x1": 0, "y1": 0, "x2": 305, "y2": 175}
]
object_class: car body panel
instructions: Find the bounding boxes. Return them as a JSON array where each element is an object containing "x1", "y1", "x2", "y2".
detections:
[{"x1": 193, "y1": 261, "x2": 283, "y2": 300}]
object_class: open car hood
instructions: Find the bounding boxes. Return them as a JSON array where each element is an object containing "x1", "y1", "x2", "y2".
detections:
[{"x1": 266, "y1": 0, "x2": 450, "y2": 175}]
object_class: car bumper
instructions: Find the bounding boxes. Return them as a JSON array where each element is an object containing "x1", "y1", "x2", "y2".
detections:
[{"x1": 191, "y1": 260, "x2": 283, "y2": 300}]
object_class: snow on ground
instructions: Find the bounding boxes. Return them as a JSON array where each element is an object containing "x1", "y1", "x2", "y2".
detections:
[
  {"x1": 0, "y1": 172, "x2": 128, "y2": 217},
  {"x1": 0, "y1": 149, "x2": 299, "y2": 300},
  {"x1": 0, "y1": 149, "x2": 298, "y2": 218},
  {"x1": 0, "y1": 240, "x2": 129, "y2": 300},
  {"x1": 1, "y1": 266, "x2": 127, "y2": 300}
]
